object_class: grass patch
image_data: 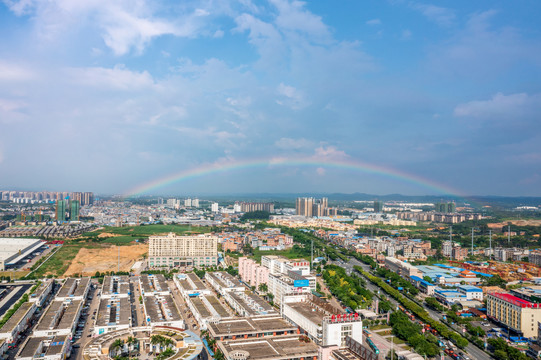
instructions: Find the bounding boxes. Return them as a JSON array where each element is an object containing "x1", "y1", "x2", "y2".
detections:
[
  {"x1": 30, "y1": 244, "x2": 99, "y2": 278},
  {"x1": 370, "y1": 324, "x2": 391, "y2": 330},
  {"x1": 388, "y1": 337, "x2": 406, "y2": 344},
  {"x1": 0, "y1": 270, "x2": 30, "y2": 279},
  {"x1": 252, "y1": 248, "x2": 311, "y2": 262},
  {"x1": 83, "y1": 224, "x2": 210, "y2": 237},
  {"x1": 98, "y1": 236, "x2": 139, "y2": 245}
]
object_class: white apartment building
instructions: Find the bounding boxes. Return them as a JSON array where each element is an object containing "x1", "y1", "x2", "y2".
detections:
[
  {"x1": 261, "y1": 255, "x2": 310, "y2": 276},
  {"x1": 268, "y1": 272, "x2": 315, "y2": 305},
  {"x1": 148, "y1": 233, "x2": 218, "y2": 268},
  {"x1": 211, "y1": 203, "x2": 219, "y2": 213}
]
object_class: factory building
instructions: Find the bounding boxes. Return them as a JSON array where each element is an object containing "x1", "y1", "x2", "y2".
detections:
[
  {"x1": 0, "y1": 238, "x2": 45, "y2": 271},
  {"x1": 15, "y1": 336, "x2": 71, "y2": 360}
]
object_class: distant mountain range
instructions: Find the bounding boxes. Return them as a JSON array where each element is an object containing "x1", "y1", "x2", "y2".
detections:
[{"x1": 172, "y1": 192, "x2": 541, "y2": 208}]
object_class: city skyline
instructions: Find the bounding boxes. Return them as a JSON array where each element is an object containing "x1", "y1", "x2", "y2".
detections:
[{"x1": 1, "y1": 1, "x2": 540, "y2": 196}]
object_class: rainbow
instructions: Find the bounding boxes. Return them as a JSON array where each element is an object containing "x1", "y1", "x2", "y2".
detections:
[{"x1": 124, "y1": 156, "x2": 466, "y2": 199}]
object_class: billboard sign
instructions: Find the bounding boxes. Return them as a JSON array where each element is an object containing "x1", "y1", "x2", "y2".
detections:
[{"x1": 294, "y1": 279, "x2": 310, "y2": 288}]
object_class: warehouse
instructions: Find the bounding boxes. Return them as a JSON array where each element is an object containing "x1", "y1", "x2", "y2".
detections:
[
  {"x1": 142, "y1": 294, "x2": 184, "y2": 328},
  {"x1": 0, "y1": 238, "x2": 44, "y2": 271},
  {"x1": 226, "y1": 292, "x2": 276, "y2": 317},
  {"x1": 101, "y1": 276, "x2": 130, "y2": 298},
  {"x1": 186, "y1": 294, "x2": 232, "y2": 330},
  {"x1": 15, "y1": 336, "x2": 71, "y2": 360},
  {"x1": 0, "y1": 302, "x2": 37, "y2": 344},
  {"x1": 174, "y1": 273, "x2": 211, "y2": 297},
  {"x1": 55, "y1": 278, "x2": 90, "y2": 302},
  {"x1": 28, "y1": 280, "x2": 55, "y2": 307},
  {"x1": 139, "y1": 274, "x2": 170, "y2": 296},
  {"x1": 33, "y1": 300, "x2": 83, "y2": 337},
  {"x1": 207, "y1": 316, "x2": 297, "y2": 341},
  {"x1": 205, "y1": 272, "x2": 244, "y2": 296},
  {"x1": 216, "y1": 335, "x2": 319, "y2": 360},
  {"x1": 94, "y1": 297, "x2": 131, "y2": 335}
]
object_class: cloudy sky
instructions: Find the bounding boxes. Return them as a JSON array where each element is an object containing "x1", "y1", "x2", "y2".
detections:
[{"x1": 0, "y1": 0, "x2": 540, "y2": 196}]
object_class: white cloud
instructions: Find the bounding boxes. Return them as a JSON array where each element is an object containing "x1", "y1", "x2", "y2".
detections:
[
  {"x1": 0, "y1": 61, "x2": 34, "y2": 81},
  {"x1": 314, "y1": 146, "x2": 349, "y2": 160},
  {"x1": 411, "y1": 3, "x2": 455, "y2": 27},
  {"x1": 276, "y1": 83, "x2": 309, "y2": 110},
  {"x1": 316, "y1": 167, "x2": 326, "y2": 176},
  {"x1": 268, "y1": 0, "x2": 330, "y2": 40},
  {"x1": 366, "y1": 18, "x2": 381, "y2": 26},
  {"x1": 68, "y1": 65, "x2": 155, "y2": 90},
  {"x1": 454, "y1": 92, "x2": 538, "y2": 118},
  {"x1": 426, "y1": 10, "x2": 541, "y2": 79},
  {"x1": 2, "y1": 0, "x2": 211, "y2": 55}
]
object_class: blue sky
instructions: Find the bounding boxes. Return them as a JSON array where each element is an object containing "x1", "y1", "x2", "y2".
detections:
[{"x1": 0, "y1": 0, "x2": 540, "y2": 196}]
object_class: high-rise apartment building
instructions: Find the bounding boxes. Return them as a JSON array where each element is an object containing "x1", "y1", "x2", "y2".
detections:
[
  {"x1": 55, "y1": 199, "x2": 67, "y2": 222},
  {"x1": 373, "y1": 200, "x2": 384, "y2": 213},
  {"x1": 148, "y1": 233, "x2": 218, "y2": 268},
  {"x1": 238, "y1": 202, "x2": 275, "y2": 213},
  {"x1": 436, "y1": 202, "x2": 456, "y2": 213},
  {"x1": 211, "y1": 202, "x2": 219, "y2": 213},
  {"x1": 295, "y1": 197, "x2": 331, "y2": 217},
  {"x1": 70, "y1": 200, "x2": 80, "y2": 221}
]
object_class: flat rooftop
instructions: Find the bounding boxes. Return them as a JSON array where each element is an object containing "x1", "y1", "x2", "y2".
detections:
[
  {"x1": 219, "y1": 335, "x2": 319, "y2": 360},
  {"x1": 490, "y1": 293, "x2": 541, "y2": 308},
  {"x1": 205, "y1": 295, "x2": 230, "y2": 317},
  {"x1": 190, "y1": 297, "x2": 212, "y2": 318},
  {"x1": 36, "y1": 300, "x2": 82, "y2": 331},
  {"x1": 18, "y1": 336, "x2": 68, "y2": 358},
  {"x1": 0, "y1": 302, "x2": 34, "y2": 333},
  {"x1": 141, "y1": 274, "x2": 169, "y2": 293},
  {"x1": 208, "y1": 316, "x2": 296, "y2": 337},
  {"x1": 144, "y1": 295, "x2": 181, "y2": 323},
  {"x1": 207, "y1": 272, "x2": 243, "y2": 289},
  {"x1": 30, "y1": 280, "x2": 53, "y2": 300},
  {"x1": 96, "y1": 297, "x2": 131, "y2": 327},
  {"x1": 187, "y1": 273, "x2": 206, "y2": 290},
  {"x1": 102, "y1": 276, "x2": 130, "y2": 296},
  {"x1": 56, "y1": 278, "x2": 89, "y2": 299},
  {"x1": 229, "y1": 292, "x2": 256, "y2": 316},
  {"x1": 0, "y1": 238, "x2": 42, "y2": 262},
  {"x1": 286, "y1": 302, "x2": 326, "y2": 324}
]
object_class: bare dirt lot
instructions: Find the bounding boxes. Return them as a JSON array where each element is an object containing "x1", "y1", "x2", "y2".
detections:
[
  {"x1": 489, "y1": 220, "x2": 541, "y2": 228},
  {"x1": 64, "y1": 244, "x2": 147, "y2": 276},
  {"x1": 97, "y1": 232, "x2": 123, "y2": 238}
]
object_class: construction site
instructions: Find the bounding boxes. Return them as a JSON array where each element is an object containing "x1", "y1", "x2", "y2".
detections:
[
  {"x1": 64, "y1": 244, "x2": 148, "y2": 276},
  {"x1": 448, "y1": 260, "x2": 541, "y2": 282}
]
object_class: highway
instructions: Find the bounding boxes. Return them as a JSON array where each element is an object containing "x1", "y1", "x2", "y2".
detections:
[{"x1": 337, "y1": 256, "x2": 493, "y2": 360}]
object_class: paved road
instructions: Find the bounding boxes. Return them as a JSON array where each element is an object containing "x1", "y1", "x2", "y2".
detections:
[
  {"x1": 74, "y1": 280, "x2": 101, "y2": 360},
  {"x1": 344, "y1": 257, "x2": 493, "y2": 360},
  {"x1": 0, "y1": 284, "x2": 32, "y2": 316}
]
